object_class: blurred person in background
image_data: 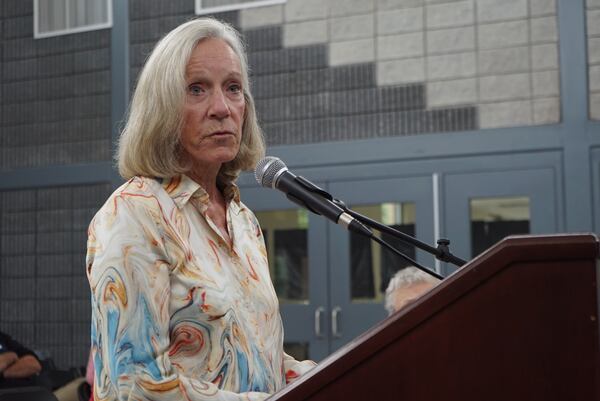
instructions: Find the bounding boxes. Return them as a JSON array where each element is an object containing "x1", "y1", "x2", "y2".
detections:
[{"x1": 385, "y1": 266, "x2": 440, "y2": 314}]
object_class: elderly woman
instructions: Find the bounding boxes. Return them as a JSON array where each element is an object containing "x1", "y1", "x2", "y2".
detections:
[{"x1": 86, "y1": 18, "x2": 315, "y2": 401}]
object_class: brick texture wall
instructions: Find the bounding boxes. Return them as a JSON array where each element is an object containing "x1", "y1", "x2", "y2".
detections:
[
  {"x1": 0, "y1": 183, "x2": 111, "y2": 368},
  {"x1": 0, "y1": 0, "x2": 111, "y2": 171}
]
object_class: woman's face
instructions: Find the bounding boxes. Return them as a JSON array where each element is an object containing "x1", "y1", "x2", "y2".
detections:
[{"x1": 180, "y1": 38, "x2": 245, "y2": 172}]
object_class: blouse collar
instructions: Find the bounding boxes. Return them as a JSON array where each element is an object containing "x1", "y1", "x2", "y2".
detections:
[{"x1": 159, "y1": 174, "x2": 241, "y2": 211}]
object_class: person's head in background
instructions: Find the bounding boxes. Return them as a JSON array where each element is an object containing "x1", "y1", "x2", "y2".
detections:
[{"x1": 384, "y1": 266, "x2": 441, "y2": 315}]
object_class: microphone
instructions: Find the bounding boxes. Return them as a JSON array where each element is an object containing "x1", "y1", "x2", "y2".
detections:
[{"x1": 254, "y1": 156, "x2": 372, "y2": 237}]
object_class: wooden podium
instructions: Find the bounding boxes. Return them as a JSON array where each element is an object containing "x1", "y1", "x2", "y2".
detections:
[{"x1": 269, "y1": 234, "x2": 600, "y2": 401}]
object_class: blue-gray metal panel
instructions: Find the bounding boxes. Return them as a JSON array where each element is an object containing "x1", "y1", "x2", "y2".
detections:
[
  {"x1": 110, "y1": 0, "x2": 130, "y2": 188},
  {"x1": 558, "y1": 0, "x2": 593, "y2": 231}
]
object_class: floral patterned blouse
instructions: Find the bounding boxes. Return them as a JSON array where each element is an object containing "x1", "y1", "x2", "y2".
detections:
[{"x1": 86, "y1": 175, "x2": 315, "y2": 401}]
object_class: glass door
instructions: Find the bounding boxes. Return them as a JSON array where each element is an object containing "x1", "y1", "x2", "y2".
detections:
[
  {"x1": 327, "y1": 176, "x2": 436, "y2": 351},
  {"x1": 444, "y1": 168, "x2": 559, "y2": 269},
  {"x1": 243, "y1": 184, "x2": 330, "y2": 361}
]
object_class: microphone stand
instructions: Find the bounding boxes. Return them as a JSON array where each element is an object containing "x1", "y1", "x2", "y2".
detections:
[
  {"x1": 334, "y1": 200, "x2": 468, "y2": 268},
  {"x1": 291, "y1": 176, "x2": 466, "y2": 280}
]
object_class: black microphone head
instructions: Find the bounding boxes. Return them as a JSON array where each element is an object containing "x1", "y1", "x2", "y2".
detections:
[{"x1": 255, "y1": 156, "x2": 287, "y2": 188}]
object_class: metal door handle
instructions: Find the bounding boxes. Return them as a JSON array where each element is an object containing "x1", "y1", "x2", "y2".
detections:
[
  {"x1": 314, "y1": 306, "x2": 325, "y2": 338},
  {"x1": 331, "y1": 306, "x2": 342, "y2": 338}
]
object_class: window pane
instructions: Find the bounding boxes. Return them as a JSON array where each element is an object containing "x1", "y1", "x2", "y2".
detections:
[
  {"x1": 36, "y1": 0, "x2": 110, "y2": 37},
  {"x1": 255, "y1": 209, "x2": 309, "y2": 304},
  {"x1": 350, "y1": 203, "x2": 416, "y2": 303},
  {"x1": 470, "y1": 196, "x2": 530, "y2": 257},
  {"x1": 283, "y1": 342, "x2": 309, "y2": 361}
]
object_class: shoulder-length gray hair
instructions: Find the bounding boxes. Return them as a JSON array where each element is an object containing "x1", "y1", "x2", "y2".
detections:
[{"x1": 117, "y1": 18, "x2": 265, "y2": 185}]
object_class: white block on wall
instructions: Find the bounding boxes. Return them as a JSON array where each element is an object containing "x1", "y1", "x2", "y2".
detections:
[
  {"x1": 530, "y1": 16, "x2": 558, "y2": 43},
  {"x1": 591, "y1": 65, "x2": 600, "y2": 91},
  {"x1": 285, "y1": 0, "x2": 329, "y2": 22},
  {"x1": 478, "y1": 20, "x2": 528, "y2": 49},
  {"x1": 479, "y1": 73, "x2": 531, "y2": 102},
  {"x1": 377, "y1": 7, "x2": 423, "y2": 35},
  {"x1": 377, "y1": 0, "x2": 423, "y2": 9},
  {"x1": 533, "y1": 97, "x2": 560, "y2": 124},
  {"x1": 330, "y1": 0, "x2": 375, "y2": 17},
  {"x1": 476, "y1": 0, "x2": 528, "y2": 23},
  {"x1": 239, "y1": 5, "x2": 284, "y2": 29},
  {"x1": 427, "y1": 26, "x2": 475, "y2": 54},
  {"x1": 377, "y1": 32, "x2": 424, "y2": 60},
  {"x1": 532, "y1": 70, "x2": 560, "y2": 97},
  {"x1": 330, "y1": 38, "x2": 376, "y2": 66},
  {"x1": 377, "y1": 58, "x2": 425, "y2": 85},
  {"x1": 588, "y1": 10, "x2": 600, "y2": 36},
  {"x1": 426, "y1": 1, "x2": 474, "y2": 29},
  {"x1": 589, "y1": 37, "x2": 600, "y2": 64},
  {"x1": 531, "y1": 0, "x2": 556, "y2": 16},
  {"x1": 330, "y1": 14, "x2": 374, "y2": 41},
  {"x1": 427, "y1": 78, "x2": 477, "y2": 107},
  {"x1": 588, "y1": 0, "x2": 600, "y2": 8},
  {"x1": 284, "y1": 20, "x2": 328, "y2": 47},
  {"x1": 427, "y1": 52, "x2": 476, "y2": 80},
  {"x1": 590, "y1": 93, "x2": 600, "y2": 120},
  {"x1": 532, "y1": 43, "x2": 559, "y2": 70},
  {"x1": 478, "y1": 46, "x2": 529, "y2": 75},
  {"x1": 479, "y1": 100, "x2": 532, "y2": 128}
]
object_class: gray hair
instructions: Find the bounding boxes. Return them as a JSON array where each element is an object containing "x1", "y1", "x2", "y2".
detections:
[
  {"x1": 117, "y1": 17, "x2": 265, "y2": 185},
  {"x1": 384, "y1": 266, "x2": 440, "y2": 314}
]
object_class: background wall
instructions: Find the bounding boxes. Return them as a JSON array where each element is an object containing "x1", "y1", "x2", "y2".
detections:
[{"x1": 0, "y1": 0, "x2": 597, "y2": 369}]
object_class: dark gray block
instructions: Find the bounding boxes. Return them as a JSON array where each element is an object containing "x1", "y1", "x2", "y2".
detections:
[
  {"x1": 71, "y1": 297, "x2": 91, "y2": 322},
  {"x1": 130, "y1": 42, "x2": 155, "y2": 68},
  {"x1": 3, "y1": 118, "x2": 111, "y2": 147},
  {"x1": 244, "y1": 26, "x2": 282, "y2": 52},
  {"x1": 72, "y1": 275, "x2": 91, "y2": 299},
  {"x1": 379, "y1": 84, "x2": 426, "y2": 111},
  {"x1": 0, "y1": 324, "x2": 35, "y2": 346},
  {"x1": 72, "y1": 184, "x2": 112, "y2": 209},
  {"x1": 35, "y1": 300, "x2": 71, "y2": 322},
  {"x1": 71, "y1": 231, "x2": 88, "y2": 257},
  {"x1": 38, "y1": 187, "x2": 72, "y2": 210},
  {"x1": 130, "y1": 0, "x2": 195, "y2": 20},
  {"x1": 1, "y1": 190, "x2": 36, "y2": 212},
  {"x1": 2, "y1": 37, "x2": 37, "y2": 60},
  {"x1": 2, "y1": 58, "x2": 38, "y2": 81},
  {"x1": 38, "y1": 71, "x2": 110, "y2": 100},
  {"x1": 131, "y1": 15, "x2": 192, "y2": 44},
  {"x1": 37, "y1": 232, "x2": 73, "y2": 254},
  {"x1": 0, "y1": 256, "x2": 36, "y2": 277},
  {"x1": 0, "y1": 300, "x2": 34, "y2": 322},
  {"x1": 3, "y1": 16, "x2": 33, "y2": 39},
  {"x1": 72, "y1": 254, "x2": 87, "y2": 276},
  {"x1": 73, "y1": 322, "x2": 91, "y2": 345},
  {"x1": 1, "y1": 211, "x2": 36, "y2": 234},
  {"x1": 1, "y1": 234, "x2": 36, "y2": 255},
  {"x1": 0, "y1": 278, "x2": 35, "y2": 299},
  {"x1": 35, "y1": 323, "x2": 72, "y2": 346},
  {"x1": 72, "y1": 48, "x2": 110, "y2": 73},
  {"x1": 36, "y1": 30, "x2": 110, "y2": 58},
  {"x1": 2, "y1": 80, "x2": 38, "y2": 102},
  {"x1": 73, "y1": 208, "x2": 97, "y2": 231},
  {"x1": 36, "y1": 254, "x2": 73, "y2": 276},
  {"x1": 248, "y1": 45, "x2": 327, "y2": 76},
  {"x1": 2, "y1": 0, "x2": 33, "y2": 17},
  {"x1": 36, "y1": 276, "x2": 73, "y2": 299}
]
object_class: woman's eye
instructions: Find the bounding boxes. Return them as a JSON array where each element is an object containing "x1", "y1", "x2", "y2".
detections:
[
  {"x1": 228, "y1": 84, "x2": 242, "y2": 94},
  {"x1": 188, "y1": 85, "x2": 203, "y2": 96}
]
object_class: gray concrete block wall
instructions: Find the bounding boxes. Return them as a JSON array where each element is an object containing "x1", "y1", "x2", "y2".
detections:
[
  {"x1": 233, "y1": 0, "x2": 562, "y2": 130},
  {"x1": 589, "y1": 0, "x2": 600, "y2": 119},
  {"x1": 0, "y1": 2, "x2": 111, "y2": 171},
  {"x1": 0, "y1": 183, "x2": 111, "y2": 369}
]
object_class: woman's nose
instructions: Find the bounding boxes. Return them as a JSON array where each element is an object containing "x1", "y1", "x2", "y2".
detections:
[{"x1": 208, "y1": 89, "x2": 230, "y2": 119}]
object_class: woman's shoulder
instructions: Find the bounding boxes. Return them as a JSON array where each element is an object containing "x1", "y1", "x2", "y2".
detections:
[{"x1": 96, "y1": 176, "x2": 168, "y2": 218}]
